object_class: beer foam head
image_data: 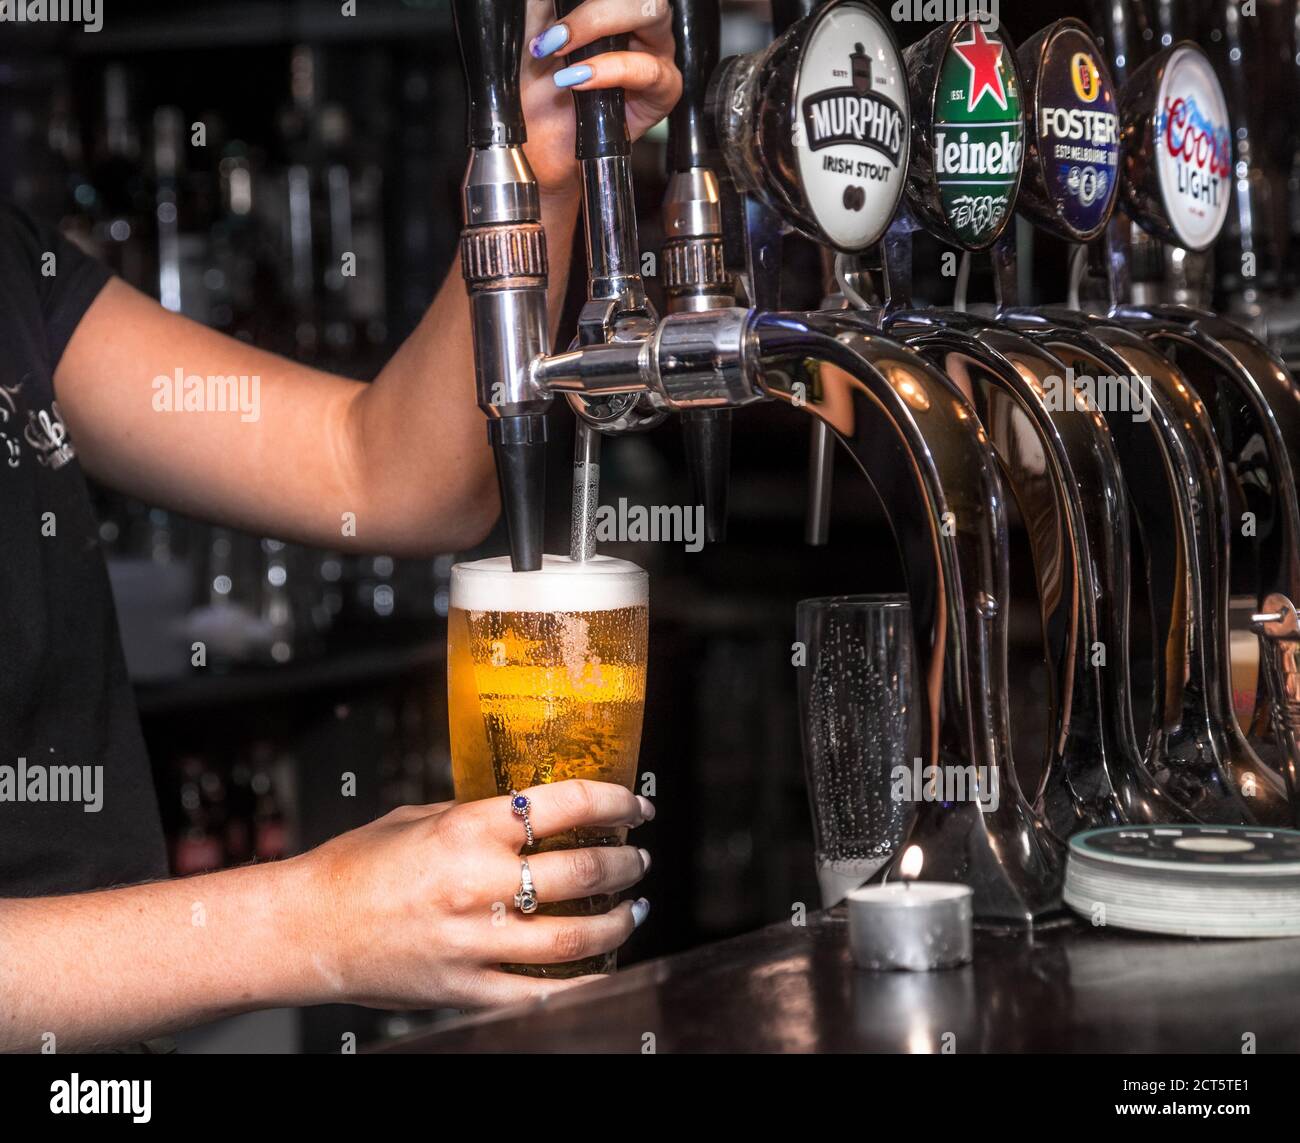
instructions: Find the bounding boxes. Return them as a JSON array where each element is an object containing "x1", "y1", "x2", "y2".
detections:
[{"x1": 451, "y1": 554, "x2": 648, "y2": 613}]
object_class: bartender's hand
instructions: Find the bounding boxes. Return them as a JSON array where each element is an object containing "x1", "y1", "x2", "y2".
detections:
[
  {"x1": 521, "y1": 0, "x2": 682, "y2": 197},
  {"x1": 306, "y1": 780, "x2": 654, "y2": 1008},
  {"x1": 0, "y1": 781, "x2": 651, "y2": 1050}
]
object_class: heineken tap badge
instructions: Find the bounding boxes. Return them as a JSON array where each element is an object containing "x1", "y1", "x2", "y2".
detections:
[{"x1": 905, "y1": 20, "x2": 1025, "y2": 250}]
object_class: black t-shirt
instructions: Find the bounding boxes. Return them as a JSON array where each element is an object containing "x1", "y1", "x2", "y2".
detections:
[{"x1": 0, "y1": 203, "x2": 168, "y2": 896}]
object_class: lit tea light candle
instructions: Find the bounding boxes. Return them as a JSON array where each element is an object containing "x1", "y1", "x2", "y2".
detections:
[{"x1": 846, "y1": 846, "x2": 974, "y2": 971}]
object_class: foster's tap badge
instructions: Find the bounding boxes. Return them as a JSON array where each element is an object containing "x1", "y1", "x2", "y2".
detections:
[{"x1": 1016, "y1": 20, "x2": 1120, "y2": 242}]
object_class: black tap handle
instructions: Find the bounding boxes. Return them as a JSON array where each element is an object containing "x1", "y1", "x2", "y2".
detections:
[
  {"x1": 668, "y1": 0, "x2": 721, "y2": 172},
  {"x1": 554, "y1": 0, "x2": 631, "y2": 159},
  {"x1": 452, "y1": 0, "x2": 529, "y2": 147}
]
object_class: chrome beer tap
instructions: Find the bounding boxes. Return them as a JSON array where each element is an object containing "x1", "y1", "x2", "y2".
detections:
[
  {"x1": 551, "y1": 0, "x2": 670, "y2": 563},
  {"x1": 708, "y1": 2, "x2": 1064, "y2": 921},
  {"x1": 1006, "y1": 311, "x2": 1289, "y2": 823},
  {"x1": 1098, "y1": 38, "x2": 1300, "y2": 821},
  {"x1": 452, "y1": 0, "x2": 553, "y2": 571},
  {"x1": 552, "y1": 0, "x2": 663, "y2": 394},
  {"x1": 662, "y1": 0, "x2": 733, "y2": 542},
  {"x1": 453, "y1": 0, "x2": 1065, "y2": 924},
  {"x1": 993, "y1": 32, "x2": 1293, "y2": 825},
  {"x1": 866, "y1": 19, "x2": 1187, "y2": 837}
]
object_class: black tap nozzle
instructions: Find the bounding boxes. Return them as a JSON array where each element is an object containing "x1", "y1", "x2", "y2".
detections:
[
  {"x1": 489, "y1": 414, "x2": 549, "y2": 572},
  {"x1": 452, "y1": 0, "x2": 529, "y2": 148},
  {"x1": 682, "y1": 409, "x2": 732, "y2": 544}
]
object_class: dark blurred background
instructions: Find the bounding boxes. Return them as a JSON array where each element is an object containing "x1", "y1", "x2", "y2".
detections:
[{"x1": 3, "y1": 0, "x2": 1298, "y2": 1050}]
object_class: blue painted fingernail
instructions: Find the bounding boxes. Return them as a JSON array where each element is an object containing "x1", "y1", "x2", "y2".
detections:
[
  {"x1": 631, "y1": 897, "x2": 651, "y2": 928},
  {"x1": 553, "y1": 63, "x2": 594, "y2": 89},
  {"x1": 530, "y1": 23, "x2": 570, "y2": 58}
]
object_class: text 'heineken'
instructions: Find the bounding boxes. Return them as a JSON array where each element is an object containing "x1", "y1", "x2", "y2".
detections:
[{"x1": 930, "y1": 21, "x2": 1024, "y2": 246}]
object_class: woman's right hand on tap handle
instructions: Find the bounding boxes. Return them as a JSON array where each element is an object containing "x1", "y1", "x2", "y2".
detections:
[{"x1": 521, "y1": 0, "x2": 682, "y2": 196}]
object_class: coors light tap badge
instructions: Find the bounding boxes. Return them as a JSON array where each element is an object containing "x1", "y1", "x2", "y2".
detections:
[
  {"x1": 1154, "y1": 45, "x2": 1231, "y2": 251},
  {"x1": 933, "y1": 23, "x2": 1023, "y2": 247},
  {"x1": 795, "y1": 2, "x2": 908, "y2": 250},
  {"x1": 1036, "y1": 25, "x2": 1119, "y2": 235}
]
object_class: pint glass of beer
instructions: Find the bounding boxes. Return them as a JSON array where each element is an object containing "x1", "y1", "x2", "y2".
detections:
[{"x1": 448, "y1": 554, "x2": 649, "y2": 977}]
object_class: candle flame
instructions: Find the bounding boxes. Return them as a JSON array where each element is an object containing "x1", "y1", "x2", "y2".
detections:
[{"x1": 900, "y1": 845, "x2": 924, "y2": 880}]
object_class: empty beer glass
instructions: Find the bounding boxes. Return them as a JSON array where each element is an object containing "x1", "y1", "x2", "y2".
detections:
[
  {"x1": 796, "y1": 594, "x2": 917, "y2": 907},
  {"x1": 448, "y1": 554, "x2": 648, "y2": 976}
]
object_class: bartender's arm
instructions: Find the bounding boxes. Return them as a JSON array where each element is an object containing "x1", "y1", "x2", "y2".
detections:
[
  {"x1": 1, "y1": 782, "x2": 655, "y2": 1050},
  {"x1": 0, "y1": 0, "x2": 677, "y2": 1052}
]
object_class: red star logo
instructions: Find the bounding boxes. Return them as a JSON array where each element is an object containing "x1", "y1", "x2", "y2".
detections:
[{"x1": 953, "y1": 24, "x2": 1007, "y2": 113}]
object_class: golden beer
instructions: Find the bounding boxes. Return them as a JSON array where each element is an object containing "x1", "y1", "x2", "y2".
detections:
[{"x1": 448, "y1": 554, "x2": 648, "y2": 976}]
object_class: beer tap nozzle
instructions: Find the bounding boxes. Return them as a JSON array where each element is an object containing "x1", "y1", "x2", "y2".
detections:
[
  {"x1": 453, "y1": 0, "x2": 552, "y2": 571},
  {"x1": 489, "y1": 413, "x2": 549, "y2": 573}
]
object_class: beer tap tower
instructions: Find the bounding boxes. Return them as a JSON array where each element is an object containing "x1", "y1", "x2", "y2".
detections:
[
  {"x1": 452, "y1": 0, "x2": 1067, "y2": 925},
  {"x1": 1101, "y1": 37, "x2": 1300, "y2": 819},
  {"x1": 993, "y1": 32, "x2": 1296, "y2": 826},
  {"x1": 869, "y1": 18, "x2": 1189, "y2": 837}
]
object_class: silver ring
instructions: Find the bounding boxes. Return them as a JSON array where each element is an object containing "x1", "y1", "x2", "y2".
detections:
[
  {"x1": 514, "y1": 857, "x2": 539, "y2": 914},
  {"x1": 509, "y1": 789, "x2": 535, "y2": 848}
]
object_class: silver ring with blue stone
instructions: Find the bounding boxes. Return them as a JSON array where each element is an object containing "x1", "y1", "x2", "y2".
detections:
[
  {"x1": 509, "y1": 789, "x2": 535, "y2": 848},
  {"x1": 514, "y1": 857, "x2": 539, "y2": 914}
]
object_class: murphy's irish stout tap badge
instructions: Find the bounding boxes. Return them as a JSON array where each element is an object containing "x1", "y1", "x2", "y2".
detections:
[
  {"x1": 794, "y1": 2, "x2": 908, "y2": 249},
  {"x1": 1152, "y1": 45, "x2": 1231, "y2": 251},
  {"x1": 931, "y1": 23, "x2": 1023, "y2": 247},
  {"x1": 1033, "y1": 23, "x2": 1120, "y2": 236}
]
